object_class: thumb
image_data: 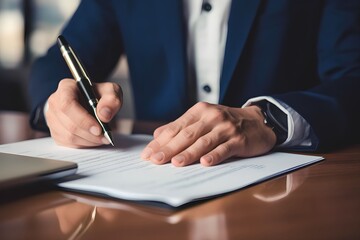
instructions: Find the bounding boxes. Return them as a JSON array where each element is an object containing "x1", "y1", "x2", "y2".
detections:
[{"x1": 95, "y1": 82, "x2": 123, "y2": 123}]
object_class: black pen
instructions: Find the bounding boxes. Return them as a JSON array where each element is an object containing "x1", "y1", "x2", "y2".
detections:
[{"x1": 57, "y1": 35, "x2": 114, "y2": 146}]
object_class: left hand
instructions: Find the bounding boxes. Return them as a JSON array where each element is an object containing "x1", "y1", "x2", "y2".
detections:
[{"x1": 141, "y1": 102, "x2": 277, "y2": 167}]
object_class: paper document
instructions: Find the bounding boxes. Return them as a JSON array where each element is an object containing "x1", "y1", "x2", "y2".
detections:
[{"x1": 0, "y1": 134, "x2": 323, "y2": 207}]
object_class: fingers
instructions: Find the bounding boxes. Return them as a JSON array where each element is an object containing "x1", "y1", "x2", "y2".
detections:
[
  {"x1": 47, "y1": 103, "x2": 109, "y2": 147},
  {"x1": 141, "y1": 108, "x2": 200, "y2": 161},
  {"x1": 46, "y1": 79, "x2": 122, "y2": 148},
  {"x1": 171, "y1": 130, "x2": 228, "y2": 167},
  {"x1": 200, "y1": 138, "x2": 243, "y2": 166},
  {"x1": 141, "y1": 103, "x2": 277, "y2": 167},
  {"x1": 143, "y1": 120, "x2": 210, "y2": 164},
  {"x1": 143, "y1": 121, "x2": 233, "y2": 167},
  {"x1": 141, "y1": 102, "x2": 213, "y2": 165},
  {"x1": 147, "y1": 124, "x2": 241, "y2": 167},
  {"x1": 153, "y1": 125, "x2": 167, "y2": 138}
]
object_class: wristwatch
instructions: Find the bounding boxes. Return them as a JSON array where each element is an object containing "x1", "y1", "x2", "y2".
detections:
[
  {"x1": 253, "y1": 100, "x2": 288, "y2": 145},
  {"x1": 30, "y1": 102, "x2": 50, "y2": 132}
]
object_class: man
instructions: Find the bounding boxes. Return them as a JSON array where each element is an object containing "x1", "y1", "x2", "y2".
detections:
[{"x1": 29, "y1": 0, "x2": 360, "y2": 167}]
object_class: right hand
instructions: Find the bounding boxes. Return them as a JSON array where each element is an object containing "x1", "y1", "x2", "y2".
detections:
[{"x1": 46, "y1": 78, "x2": 123, "y2": 148}]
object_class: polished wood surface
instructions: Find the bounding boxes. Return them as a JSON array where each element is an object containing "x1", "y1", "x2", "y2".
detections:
[
  {"x1": 0, "y1": 111, "x2": 43, "y2": 144},
  {"x1": 0, "y1": 112, "x2": 359, "y2": 239}
]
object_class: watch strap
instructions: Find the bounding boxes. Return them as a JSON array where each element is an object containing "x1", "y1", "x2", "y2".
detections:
[
  {"x1": 30, "y1": 102, "x2": 50, "y2": 132},
  {"x1": 254, "y1": 100, "x2": 288, "y2": 145}
]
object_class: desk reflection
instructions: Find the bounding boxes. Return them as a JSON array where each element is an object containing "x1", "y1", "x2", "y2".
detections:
[{"x1": 0, "y1": 171, "x2": 307, "y2": 240}]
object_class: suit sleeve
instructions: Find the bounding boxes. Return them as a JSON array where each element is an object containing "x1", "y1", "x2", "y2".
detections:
[
  {"x1": 275, "y1": 0, "x2": 360, "y2": 150},
  {"x1": 28, "y1": 0, "x2": 123, "y2": 130}
]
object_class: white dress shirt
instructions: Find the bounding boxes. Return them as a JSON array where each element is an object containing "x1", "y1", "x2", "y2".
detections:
[{"x1": 184, "y1": 0, "x2": 312, "y2": 147}]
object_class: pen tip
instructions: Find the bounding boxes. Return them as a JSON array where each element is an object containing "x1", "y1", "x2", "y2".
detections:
[{"x1": 104, "y1": 132, "x2": 115, "y2": 147}]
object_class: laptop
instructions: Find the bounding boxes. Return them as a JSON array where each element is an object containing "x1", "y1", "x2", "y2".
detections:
[{"x1": 0, "y1": 152, "x2": 77, "y2": 191}]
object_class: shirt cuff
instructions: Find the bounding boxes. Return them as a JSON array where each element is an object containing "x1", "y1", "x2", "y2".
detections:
[{"x1": 242, "y1": 96, "x2": 312, "y2": 148}]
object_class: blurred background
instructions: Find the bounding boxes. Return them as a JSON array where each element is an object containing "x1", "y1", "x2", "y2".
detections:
[{"x1": 0, "y1": 0, "x2": 133, "y2": 143}]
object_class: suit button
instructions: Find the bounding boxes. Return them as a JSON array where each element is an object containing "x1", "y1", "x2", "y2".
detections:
[
  {"x1": 202, "y1": 3, "x2": 212, "y2": 12},
  {"x1": 203, "y1": 85, "x2": 212, "y2": 93}
]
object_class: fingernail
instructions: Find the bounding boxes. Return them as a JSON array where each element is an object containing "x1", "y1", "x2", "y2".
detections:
[
  {"x1": 141, "y1": 147, "x2": 153, "y2": 160},
  {"x1": 172, "y1": 155, "x2": 185, "y2": 165},
  {"x1": 202, "y1": 155, "x2": 213, "y2": 165},
  {"x1": 151, "y1": 152, "x2": 165, "y2": 163},
  {"x1": 102, "y1": 137, "x2": 110, "y2": 145},
  {"x1": 100, "y1": 107, "x2": 112, "y2": 120},
  {"x1": 90, "y1": 126, "x2": 101, "y2": 136}
]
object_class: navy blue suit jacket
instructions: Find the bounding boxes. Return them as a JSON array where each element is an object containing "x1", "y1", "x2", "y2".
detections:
[{"x1": 29, "y1": 0, "x2": 360, "y2": 150}]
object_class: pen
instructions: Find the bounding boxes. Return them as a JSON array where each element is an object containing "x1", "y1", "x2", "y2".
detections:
[{"x1": 57, "y1": 35, "x2": 114, "y2": 146}]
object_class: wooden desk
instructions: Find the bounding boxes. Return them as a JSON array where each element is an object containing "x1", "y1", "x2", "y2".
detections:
[
  {"x1": 0, "y1": 111, "x2": 48, "y2": 144},
  {"x1": 0, "y1": 113, "x2": 359, "y2": 239}
]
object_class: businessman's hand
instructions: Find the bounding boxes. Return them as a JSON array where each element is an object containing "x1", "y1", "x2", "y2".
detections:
[
  {"x1": 46, "y1": 79, "x2": 122, "y2": 148},
  {"x1": 141, "y1": 102, "x2": 276, "y2": 167}
]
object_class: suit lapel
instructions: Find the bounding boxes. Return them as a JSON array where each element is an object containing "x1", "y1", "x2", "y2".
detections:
[
  {"x1": 154, "y1": 0, "x2": 189, "y2": 107},
  {"x1": 220, "y1": 0, "x2": 262, "y2": 103},
  {"x1": 153, "y1": 0, "x2": 262, "y2": 106}
]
